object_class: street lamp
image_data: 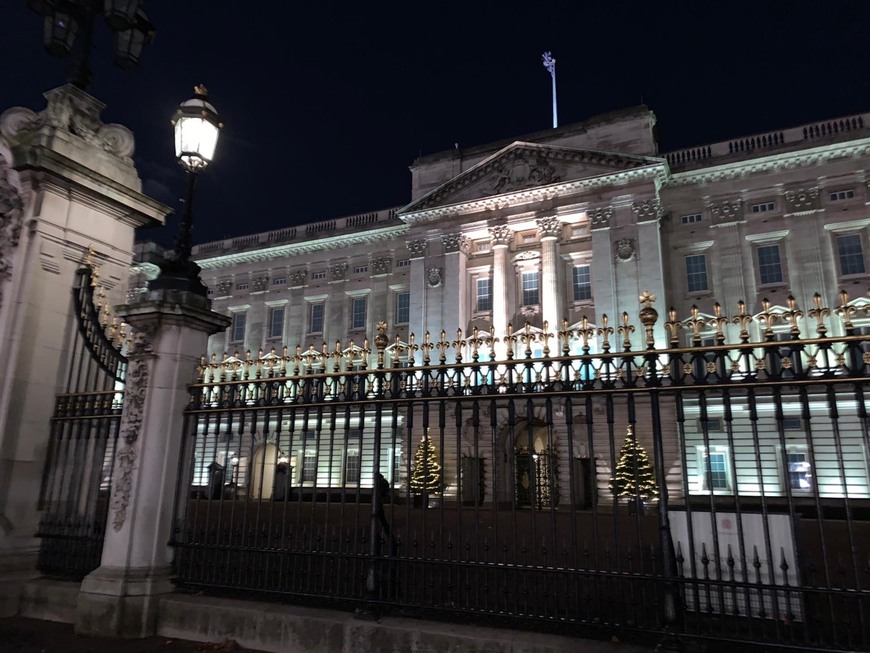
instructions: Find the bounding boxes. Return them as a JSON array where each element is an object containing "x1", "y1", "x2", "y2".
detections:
[
  {"x1": 28, "y1": 0, "x2": 155, "y2": 90},
  {"x1": 149, "y1": 85, "x2": 222, "y2": 298}
]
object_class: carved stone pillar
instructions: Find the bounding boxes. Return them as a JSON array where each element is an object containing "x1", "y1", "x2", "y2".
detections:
[
  {"x1": 537, "y1": 215, "x2": 562, "y2": 332},
  {"x1": 489, "y1": 225, "x2": 513, "y2": 357},
  {"x1": 76, "y1": 291, "x2": 229, "y2": 638}
]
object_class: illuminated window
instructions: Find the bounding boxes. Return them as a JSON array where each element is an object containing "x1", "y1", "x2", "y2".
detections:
[
  {"x1": 476, "y1": 278, "x2": 492, "y2": 312},
  {"x1": 697, "y1": 446, "x2": 732, "y2": 492},
  {"x1": 351, "y1": 297, "x2": 367, "y2": 330},
  {"x1": 757, "y1": 244, "x2": 783, "y2": 284},
  {"x1": 681, "y1": 213, "x2": 703, "y2": 225},
  {"x1": 838, "y1": 234, "x2": 865, "y2": 275},
  {"x1": 344, "y1": 429, "x2": 362, "y2": 484},
  {"x1": 309, "y1": 303, "x2": 324, "y2": 333},
  {"x1": 522, "y1": 271, "x2": 540, "y2": 305},
  {"x1": 230, "y1": 313, "x2": 246, "y2": 343},
  {"x1": 685, "y1": 254, "x2": 709, "y2": 292},
  {"x1": 301, "y1": 431, "x2": 317, "y2": 484},
  {"x1": 785, "y1": 447, "x2": 812, "y2": 492},
  {"x1": 572, "y1": 264, "x2": 592, "y2": 301},
  {"x1": 396, "y1": 292, "x2": 410, "y2": 324},
  {"x1": 268, "y1": 306, "x2": 284, "y2": 339}
]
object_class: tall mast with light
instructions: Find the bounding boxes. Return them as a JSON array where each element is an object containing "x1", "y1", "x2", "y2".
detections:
[{"x1": 542, "y1": 51, "x2": 558, "y2": 129}]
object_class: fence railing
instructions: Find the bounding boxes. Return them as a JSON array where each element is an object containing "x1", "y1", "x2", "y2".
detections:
[{"x1": 172, "y1": 296, "x2": 870, "y2": 651}]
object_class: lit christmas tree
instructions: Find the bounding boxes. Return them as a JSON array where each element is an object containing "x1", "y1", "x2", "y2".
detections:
[
  {"x1": 609, "y1": 425, "x2": 658, "y2": 502},
  {"x1": 410, "y1": 429, "x2": 442, "y2": 496}
]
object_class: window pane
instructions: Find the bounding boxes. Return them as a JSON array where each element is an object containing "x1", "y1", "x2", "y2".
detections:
[
  {"x1": 231, "y1": 313, "x2": 246, "y2": 342},
  {"x1": 345, "y1": 429, "x2": 362, "y2": 484},
  {"x1": 706, "y1": 452, "x2": 728, "y2": 490},
  {"x1": 838, "y1": 234, "x2": 866, "y2": 275},
  {"x1": 396, "y1": 292, "x2": 410, "y2": 324},
  {"x1": 757, "y1": 244, "x2": 783, "y2": 284},
  {"x1": 476, "y1": 278, "x2": 492, "y2": 312},
  {"x1": 522, "y1": 271, "x2": 540, "y2": 305},
  {"x1": 685, "y1": 254, "x2": 708, "y2": 292},
  {"x1": 351, "y1": 297, "x2": 366, "y2": 330},
  {"x1": 572, "y1": 265, "x2": 591, "y2": 301},
  {"x1": 310, "y1": 303, "x2": 324, "y2": 333},
  {"x1": 786, "y1": 452, "x2": 812, "y2": 491},
  {"x1": 302, "y1": 432, "x2": 317, "y2": 483},
  {"x1": 269, "y1": 307, "x2": 284, "y2": 339}
]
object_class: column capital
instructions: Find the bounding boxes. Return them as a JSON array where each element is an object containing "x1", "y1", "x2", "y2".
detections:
[
  {"x1": 441, "y1": 232, "x2": 470, "y2": 254},
  {"x1": 488, "y1": 224, "x2": 514, "y2": 248},
  {"x1": 536, "y1": 215, "x2": 562, "y2": 241},
  {"x1": 589, "y1": 205, "x2": 614, "y2": 229},
  {"x1": 406, "y1": 238, "x2": 428, "y2": 258},
  {"x1": 631, "y1": 197, "x2": 663, "y2": 221}
]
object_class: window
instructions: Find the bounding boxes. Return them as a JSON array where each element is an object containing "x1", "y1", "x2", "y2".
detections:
[
  {"x1": 786, "y1": 449, "x2": 812, "y2": 492},
  {"x1": 351, "y1": 297, "x2": 366, "y2": 330},
  {"x1": 572, "y1": 264, "x2": 592, "y2": 301},
  {"x1": 685, "y1": 254, "x2": 709, "y2": 293},
  {"x1": 476, "y1": 241, "x2": 490, "y2": 253},
  {"x1": 521, "y1": 271, "x2": 540, "y2": 306},
  {"x1": 757, "y1": 244, "x2": 784, "y2": 284},
  {"x1": 309, "y1": 303, "x2": 324, "y2": 333},
  {"x1": 301, "y1": 431, "x2": 317, "y2": 484},
  {"x1": 312, "y1": 270, "x2": 327, "y2": 280},
  {"x1": 830, "y1": 189, "x2": 855, "y2": 202},
  {"x1": 396, "y1": 259, "x2": 411, "y2": 268},
  {"x1": 268, "y1": 306, "x2": 284, "y2": 339},
  {"x1": 344, "y1": 429, "x2": 362, "y2": 485},
  {"x1": 353, "y1": 265, "x2": 368, "y2": 274},
  {"x1": 751, "y1": 202, "x2": 775, "y2": 214},
  {"x1": 272, "y1": 277, "x2": 287, "y2": 286},
  {"x1": 698, "y1": 446, "x2": 731, "y2": 492},
  {"x1": 230, "y1": 313, "x2": 246, "y2": 343},
  {"x1": 681, "y1": 213, "x2": 703, "y2": 225},
  {"x1": 476, "y1": 278, "x2": 492, "y2": 312},
  {"x1": 781, "y1": 417, "x2": 804, "y2": 430},
  {"x1": 697, "y1": 417, "x2": 724, "y2": 432},
  {"x1": 396, "y1": 292, "x2": 410, "y2": 324},
  {"x1": 838, "y1": 234, "x2": 866, "y2": 275},
  {"x1": 236, "y1": 282, "x2": 249, "y2": 291}
]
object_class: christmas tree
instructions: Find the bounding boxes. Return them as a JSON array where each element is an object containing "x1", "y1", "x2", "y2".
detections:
[
  {"x1": 410, "y1": 430, "x2": 442, "y2": 495},
  {"x1": 609, "y1": 425, "x2": 658, "y2": 501}
]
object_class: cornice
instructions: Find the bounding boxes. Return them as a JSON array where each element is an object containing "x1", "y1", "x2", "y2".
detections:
[
  {"x1": 196, "y1": 224, "x2": 410, "y2": 270},
  {"x1": 399, "y1": 163, "x2": 668, "y2": 224},
  {"x1": 667, "y1": 139, "x2": 870, "y2": 187}
]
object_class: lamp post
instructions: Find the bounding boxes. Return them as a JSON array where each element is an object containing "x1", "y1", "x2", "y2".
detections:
[
  {"x1": 149, "y1": 85, "x2": 222, "y2": 297},
  {"x1": 28, "y1": 1, "x2": 155, "y2": 91}
]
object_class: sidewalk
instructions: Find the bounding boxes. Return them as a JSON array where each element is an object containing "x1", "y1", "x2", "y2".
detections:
[{"x1": 0, "y1": 617, "x2": 268, "y2": 653}]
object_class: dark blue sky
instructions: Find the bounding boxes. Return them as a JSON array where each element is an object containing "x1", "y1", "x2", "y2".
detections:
[{"x1": 2, "y1": 1, "x2": 869, "y2": 245}]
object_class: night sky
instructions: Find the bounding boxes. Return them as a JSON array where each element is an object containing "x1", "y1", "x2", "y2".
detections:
[{"x1": 2, "y1": 1, "x2": 870, "y2": 246}]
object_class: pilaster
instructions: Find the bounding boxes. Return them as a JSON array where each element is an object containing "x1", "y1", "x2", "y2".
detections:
[
  {"x1": 537, "y1": 216, "x2": 562, "y2": 331},
  {"x1": 489, "y1": 225, "x2": 513, "y2": 357}
]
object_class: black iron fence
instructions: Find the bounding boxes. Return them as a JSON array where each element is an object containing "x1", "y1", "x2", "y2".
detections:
[
  {"x1": 170, "y1": 297, "x2": 870, "y2": 650},
  {"x1": 37, "y1": 262, "x2": 128, "y2": 578}
]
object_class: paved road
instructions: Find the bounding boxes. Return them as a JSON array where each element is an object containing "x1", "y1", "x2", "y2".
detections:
[{"x1": 0, "y1": 617, "x2": 268, "y2": 653}]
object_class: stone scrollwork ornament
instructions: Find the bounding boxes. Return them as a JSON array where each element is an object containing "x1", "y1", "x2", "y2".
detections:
[
  {"x1": 371, "y1": 257, "x2": 392, "y2": 275},
  {"x1": 290, "y1": 270, "x2": 308, "y2": 287},
  {"x1": 427, "y1": 267, "x2": 443, "y2": 287},
  {"x1": 441, "y1": 232, "x2": 470, "y2": 254},
  {"x1": 589, "y1": 205, "x2": 614, "y2": 227},
  {"x1": 406, "y1": 239, "x2": 428, "y2": 258},
  {"x1": 330, "y1": 263, "x2": 347, "y2": 282},
  {"x1": 110, "y1": 322, "x2": 156, "y2": 532},
  {"x1": 0, "y1": 152, "x2": 24, "y2": 313}
]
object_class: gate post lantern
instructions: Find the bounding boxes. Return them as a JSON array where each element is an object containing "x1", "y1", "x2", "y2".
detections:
[{"x1": 75, "y1": 86, "x2": 229, "y2": 638}]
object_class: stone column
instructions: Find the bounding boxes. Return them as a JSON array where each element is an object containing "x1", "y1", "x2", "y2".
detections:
[
  {"x1": 489, "y1": 225, "x2": 513, "y2": 358},
  {"x1": 537, "y1": 215, "x2": 562, "y2": 332},
  {"x1": 75, "y1": 289, "x2": 229, "y2": 638},
  {"x1": 440, "y1": 232, "x2": 470, "y2": 333},
  {"x1": 406, "y1": 238, "x2": 428, "y2": 362}
]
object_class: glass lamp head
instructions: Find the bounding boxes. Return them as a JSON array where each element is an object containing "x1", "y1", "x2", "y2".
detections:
[{"x1": 172, "y1": 85, "x2": 222, "y2": 172}]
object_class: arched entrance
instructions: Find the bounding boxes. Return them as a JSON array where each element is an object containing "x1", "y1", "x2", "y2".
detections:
[{"x1": 514, "y1": 419, "x2": 559, "y2": 508}]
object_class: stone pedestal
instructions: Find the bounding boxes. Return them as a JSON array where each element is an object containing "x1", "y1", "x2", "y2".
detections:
[{"x1": 75, "y1": 289, "x2": 229, "y2": 638}]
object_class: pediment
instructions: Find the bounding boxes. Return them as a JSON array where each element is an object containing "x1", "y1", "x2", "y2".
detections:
[{"x1": 403, "y1": 142, "x2": 661, "y2": 214}]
